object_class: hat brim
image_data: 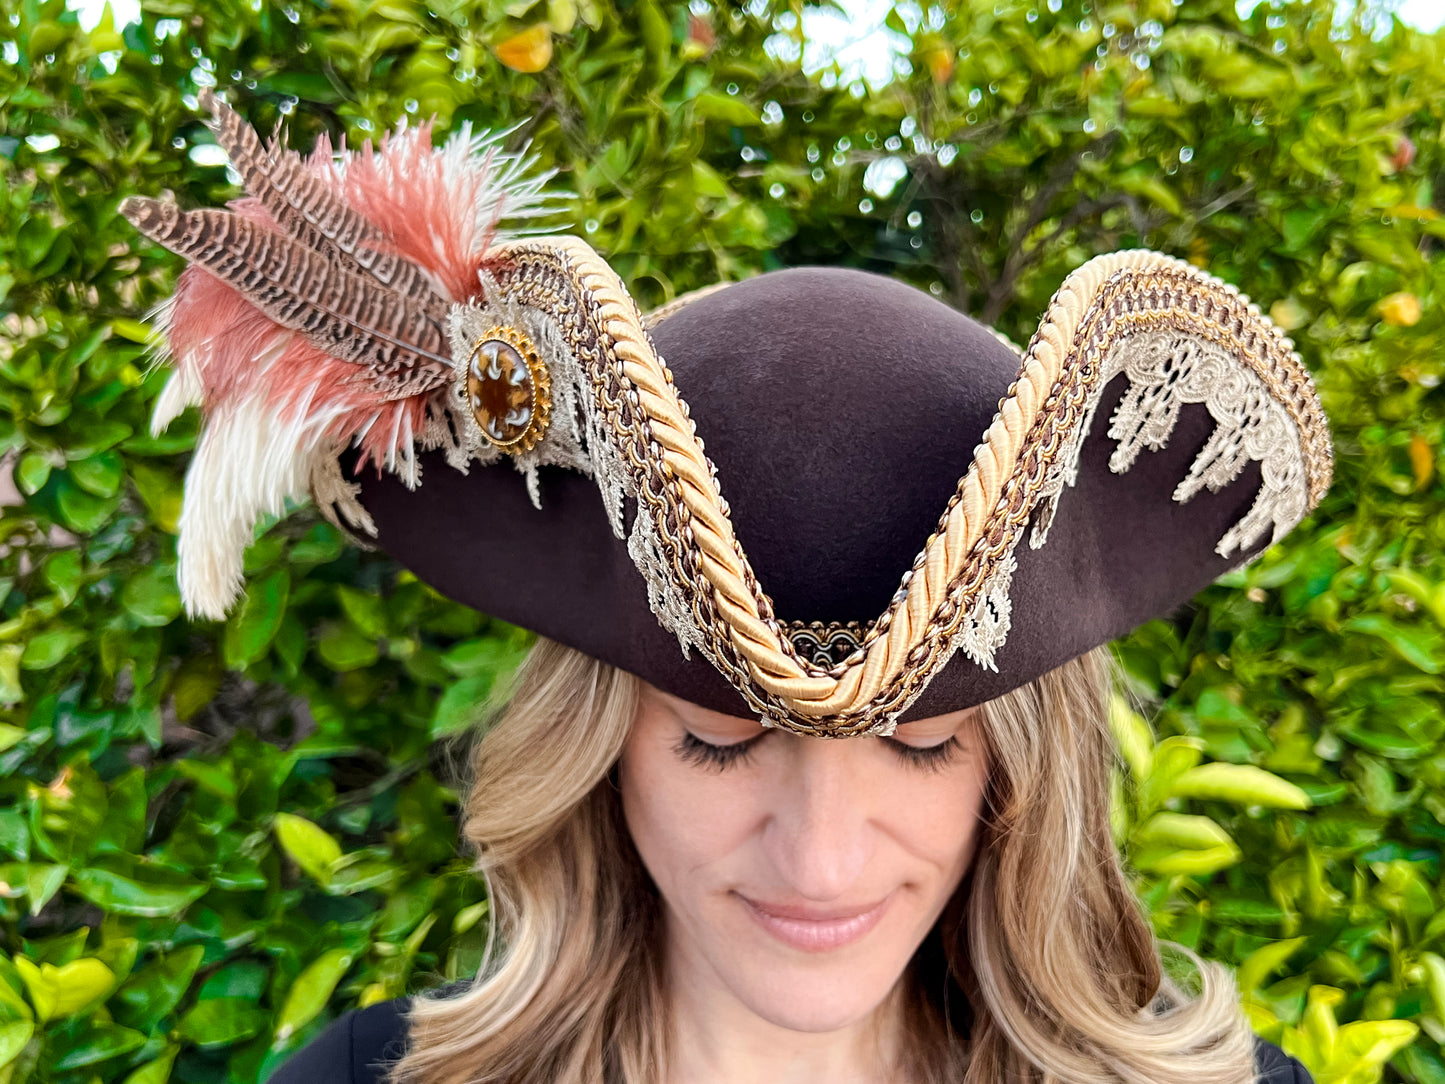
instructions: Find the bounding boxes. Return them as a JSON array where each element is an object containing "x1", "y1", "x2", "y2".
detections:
[{"x1": 352, "y1": 249, "x2": 1331, "y2": 733}]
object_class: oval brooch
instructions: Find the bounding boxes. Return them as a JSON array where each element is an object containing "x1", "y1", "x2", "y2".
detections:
[{"x1": 465, "y1": 326, "x2": 552, "y2": 455}]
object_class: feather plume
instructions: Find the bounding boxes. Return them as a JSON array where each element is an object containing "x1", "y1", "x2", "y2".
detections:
[
  {"x1": 122, "y1": 196, "x2": 451, "y2": 389},
  {"x1": 124, "y1": 93, "x2": 566, "y2": 619},
  {"x1": 197, "y1": 88, "x2": 446, "y2": 304}
]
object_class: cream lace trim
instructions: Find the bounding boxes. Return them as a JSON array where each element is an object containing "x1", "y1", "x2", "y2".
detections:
[
  {"x1": 627, "y1": 505, "x2": 710, "y2": 660},
  {"x1": 442, "y1": 279, "x2": 708, "y2": 657},
  {"x1": 955, "y1": 550, "x2": 1017, "y2": 671},
  {"x1": 444, "y1": 279, "x2": 624, "y2": 520},
  {"x1": 868, "y1": 550, "x2": 1017, "y2": 733},
  {"x1": 1030, "y1": 328, "x2": 1308, "y2": 559}
]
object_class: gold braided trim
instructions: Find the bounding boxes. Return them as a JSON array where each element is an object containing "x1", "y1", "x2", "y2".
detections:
[{"x1": 491, "y1": 241, "x2": 1333, "y2": 735}]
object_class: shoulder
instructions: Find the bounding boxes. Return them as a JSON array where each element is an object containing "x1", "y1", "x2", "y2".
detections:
[
  {"x1": 266, "y1": 998, "x2": 412, "y2": 1084},
  {"x1": 1254, "y1": 1035, "x2": 1314, "y2": 1083}
]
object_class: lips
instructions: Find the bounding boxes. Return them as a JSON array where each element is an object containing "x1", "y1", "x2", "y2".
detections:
[{"x1": 737, "y1": 892, "x2": 893, "y2": 952}]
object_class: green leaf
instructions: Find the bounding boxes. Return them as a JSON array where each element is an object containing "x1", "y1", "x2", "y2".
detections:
[
  {"x1": 15, "y1": 218, "x2": 55, "y2": 269},
  {"x1": 16, "y1": 957, "x2": 115, "y2": 1021},
  {"x1": 336, "y1": 586, "x2": 387, "y2": 638},
  {"x1": 70, "y1": 865, "x2": 208, "y2": 918},
  {"x1": 176, "y1": 997, "x2": 269, "y2": 1047},
  {"x1": 0, "y1": 1019, "x2": 34, "y2": 1067},
  {"x1": 327, "y1": 856, "x2": 398, "y2": 895},
  {"x1": 691, "y1": 160, "x2": 731, "y2": 199},
  {"x1": 1134, "y1": 812, "x2": 1235, "y2": 850},
  {"x1": 68, "y1": 451, "x2": 122, "y2": 497},
  {"x1": 317, "y1": 623, "x2": 379, "y2": 672},
  {"x1": 173, "y1": 759, "x2": 236, "y2": 800},
  {"x1": 1108, "y1": 693, "x2": 1154, "y2": 780},
  {"x1": 1209, "y1": 897, "x2": 1285, "y2": 923},
  {"x1": 55, "y1": 478, "x2": 118, "y2": 533},
  {"x1": 273, "y1": 813, "x2": 342, "y2": 886},
  {"x1": 637, "y1": 0, "x2": 670, "y2": 66},
  {"x1": 0, "y1": 645, "x2": 22, "y2": 706},
  {"x1": 120, "y1": 1046, "x2": 179, "y2": 1084},
  {"x1": 1132, "y1": 841, "x2": 1242, "y2": 876},
  {"x1": 42, "y1": 549, "x2": 83, "y2": 604},
  {"x1": 113, "y1": 946, "x2": 204, "y2": 1032},
  {"x1": 1328, "y1": 1019, "x2": 1419, "y2": 1077},
  {"x1": 694, "y1": 91, "x2": 761, "y2": 127},
  {"x1": 1120, "y1": 173, "x2": 1182, "y2": 216},
  {"x1": 25, "y1": 864, "x2": 68, "y2": 915},
  {"x1": 66, "y1": 418, "x2": 133, "y2": 456},
  {"x1": 51, "y1": 1020, "x2": 147, "y2": 1069},
  {"x1": 1169, "y1": 763, "x2": 1311, "y2": 809},
  {"x1": 1238, "y1": 937, "x2": 1305, "y2": 997},
  {"x1": 198, "y1": 961, "x2": 268, "y2": 1001},
  {"x1": 109, "y1": 317, "x2": 155, "y2": 343},
  {"x1": 1341, "y1": 614, "x2": 1444, "y2": 674},
  {"x1": 122, "y1": 565, "x2": 183, "y2": 626},
  {"x1": 440, "y1": 636, "x2": 528, "y2": 679},
  {"x1": 129, "y1": 461, "x2": 182, "y2": 533},
  {"x1": 169, "y1": 657, "x2": 222, "y2": 720},
  {"x1": 1420, "y1": 951, "x2": 1445, "y2": 1018},
  {"x1": 0, "y1": 724, "x2": 26, "y2": 755},
  {"x1": 223, "y1": 569, "x2": 291, "y2": 666},
  {"x1": 21, "y1": 629, "x2": 86, "y2": 671},
  {"x1": 15, "y1": 453, "x2": 51, "y2": 496},
  {"x1": 274, "y1": 948, "x2": 354, "y2": 1043},
  {"x1": 431, "y1": 673, "x2": 492, "y2": 738}
]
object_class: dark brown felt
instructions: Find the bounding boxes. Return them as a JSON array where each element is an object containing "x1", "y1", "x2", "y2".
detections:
[{"x1": 354, "y1": 266, "x2": 1268, "y2": 722}]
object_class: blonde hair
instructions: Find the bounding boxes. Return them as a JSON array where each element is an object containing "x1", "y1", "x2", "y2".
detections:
[{"x1": 391, "y1": 639, "x2": 1256, "y2": 1084}]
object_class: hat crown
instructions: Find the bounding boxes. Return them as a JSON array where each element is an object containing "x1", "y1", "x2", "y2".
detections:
[{"x1": 651, "y1": 267, "x2": 1021, "y2": 624}]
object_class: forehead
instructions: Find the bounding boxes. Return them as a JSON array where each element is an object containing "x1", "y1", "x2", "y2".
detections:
[{"x1": 639, "y1": 682, "x2": 977, "y2": 736}]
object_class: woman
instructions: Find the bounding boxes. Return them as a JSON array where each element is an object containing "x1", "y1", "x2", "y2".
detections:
[{"x1": 122, "y1": 93, "x2": 1330, "y2": 1083}]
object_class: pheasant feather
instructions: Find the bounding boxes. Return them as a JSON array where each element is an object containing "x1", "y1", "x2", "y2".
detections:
[
  {"x1": 124, "y1": 94, "x2": 565, "y2": 619},
  {"x1": 196, "y1": 88, "x2": 445, "y2": 304},
  {"x1": 121, "y1": 197, "x2": 451, "y2": 387}
]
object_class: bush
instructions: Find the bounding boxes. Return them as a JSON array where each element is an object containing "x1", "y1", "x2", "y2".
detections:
[{"x1": 0, "y1": 0, "x2": 1442, "y2": 1080}]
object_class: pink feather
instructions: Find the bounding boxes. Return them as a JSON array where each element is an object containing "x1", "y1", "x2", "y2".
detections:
[
  {"x1": 161, "y1": 120, "x2": 506, "y2": 475},
  {"x1": 337, "y1": 124, "x2": 494, "y2": 303}
]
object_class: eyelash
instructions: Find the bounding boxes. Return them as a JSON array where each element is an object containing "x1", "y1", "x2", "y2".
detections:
[
  {"x1": 673, "y1": 732, "x2": 961, "y2": 772},
  {"x1": 890, "y1": 736, "x2": 962, "y2": 772},
  {"x1": 674, "y1": 730, "x2": 764, "y2": 771}
]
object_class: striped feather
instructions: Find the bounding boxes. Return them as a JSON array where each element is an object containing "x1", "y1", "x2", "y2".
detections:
[
  {"x1": 197, "y1": 88, "x2": 447, "y2": 304},
  {"x1": 121, "y1": 196, "x2": 449, "y2": 397}
]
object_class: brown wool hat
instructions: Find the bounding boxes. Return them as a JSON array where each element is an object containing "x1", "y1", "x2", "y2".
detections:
[{"x1": 123, "y1": 93, "x2": 1333, "y2": 735}]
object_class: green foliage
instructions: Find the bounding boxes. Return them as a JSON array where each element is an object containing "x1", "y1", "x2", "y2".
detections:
[{"x1": 0, "y1": 0, "x2": 1442, "y2": 1079}]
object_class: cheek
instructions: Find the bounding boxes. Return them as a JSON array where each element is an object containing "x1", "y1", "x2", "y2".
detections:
[
  {"x1": 877, "y1": 753, "x2": 991, "y2": 883},
  {"x1": 617, "y1": 724, "x2": 761, "y2": 900}
]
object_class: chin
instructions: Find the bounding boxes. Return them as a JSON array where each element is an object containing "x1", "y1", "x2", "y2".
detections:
[
  {"x1": 706, "y1": 900, "x2": 921, "y2": 1033},
  {"x1": 724, "y1": 954, "x2": 908, "y2": 1033}
]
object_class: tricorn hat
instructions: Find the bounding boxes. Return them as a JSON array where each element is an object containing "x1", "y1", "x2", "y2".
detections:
[{"x1": 122, "y1": 93, "x2": 1333, "y2": 736}]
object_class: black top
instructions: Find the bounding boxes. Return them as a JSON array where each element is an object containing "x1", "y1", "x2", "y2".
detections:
[{"x1": 266, "y1": 997, "x2": 1315, "y2": 1083}]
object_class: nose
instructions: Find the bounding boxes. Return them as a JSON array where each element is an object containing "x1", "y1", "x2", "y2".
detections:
[{"x1": 760, "y1": 736, "x2": 876, "y2": 902}]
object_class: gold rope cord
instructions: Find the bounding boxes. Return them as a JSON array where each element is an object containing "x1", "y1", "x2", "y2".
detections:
[{"x1": 492, "y1": 240, "x2": 1334, "y2": 734}]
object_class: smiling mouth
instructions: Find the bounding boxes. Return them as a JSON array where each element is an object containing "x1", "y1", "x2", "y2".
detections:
[{"x1": 736, "y1": 893, "x2": 893, "y2": 953}]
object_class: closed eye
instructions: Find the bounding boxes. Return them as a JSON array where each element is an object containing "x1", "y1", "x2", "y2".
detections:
[
  {"x1": 674, "y1": 729, "x2": 766, "y2": 771},
  {"x1": 883, "y1": 735, "x2": 961, "y2": 772}
]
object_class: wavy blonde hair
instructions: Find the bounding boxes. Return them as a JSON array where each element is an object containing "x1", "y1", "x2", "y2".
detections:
[{"x1": 391, "y1": 639, "x2": 1256, "y2": 1084}]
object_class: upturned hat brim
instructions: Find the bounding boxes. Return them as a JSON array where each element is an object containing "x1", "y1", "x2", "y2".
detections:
[
  {"x1": 351, "y1": 264, "x2": 1330, "y2": 728},
  {"x1": 124, "y1": 95, "x2": 1332, "y2": 736}
]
